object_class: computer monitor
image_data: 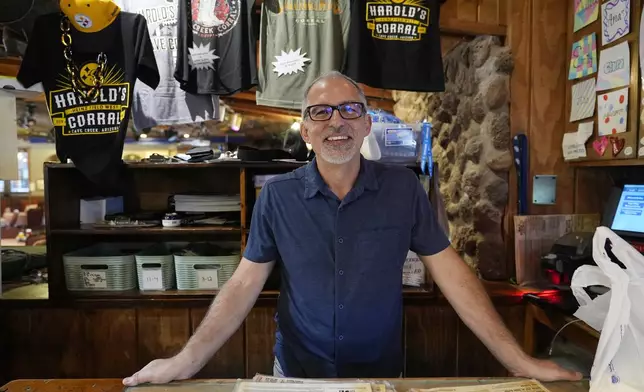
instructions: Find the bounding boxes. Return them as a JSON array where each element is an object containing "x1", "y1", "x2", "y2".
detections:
[{"x1": 603, "y1": 184, "x2": 644, "y2": 239}]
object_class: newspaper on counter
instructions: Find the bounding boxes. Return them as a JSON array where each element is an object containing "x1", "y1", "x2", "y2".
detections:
[
  {"x1": 250, "y1": 374, "x2": 395, "y2": 392},
  {"x1": 233, "y1": 381, "x2": 373, "y2": 392},
  {"x1": 408, "y1": 379, "x2": 551, "y2": 392}
]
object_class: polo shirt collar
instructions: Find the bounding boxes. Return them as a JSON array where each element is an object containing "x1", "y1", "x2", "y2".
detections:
[{"x1": 304, "y1": 155, "x2": 379, "y2": 199}]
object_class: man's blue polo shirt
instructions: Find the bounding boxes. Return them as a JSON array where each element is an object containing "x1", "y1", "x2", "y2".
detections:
[{"x1": 243, "y1": 157, "x2": 450, "y2": 378}]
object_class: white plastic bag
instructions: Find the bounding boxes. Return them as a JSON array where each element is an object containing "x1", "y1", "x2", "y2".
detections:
[{"x1": 570, "y1": 226, "x2": 644, "y2": 392}]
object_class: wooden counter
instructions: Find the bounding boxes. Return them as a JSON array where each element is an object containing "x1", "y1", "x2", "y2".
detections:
[
  {"x1": 0, "y1": 378, "x2": 590, "y2": 392},
  {"x1": 0, "y1": 282, "x2": 529, "y2": 384}
]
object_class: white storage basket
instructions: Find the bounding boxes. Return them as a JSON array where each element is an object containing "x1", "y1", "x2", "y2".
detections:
[
  {"x1": 135, "y1": 243, "x2": 176, "y2": 291},
  {"x1": 174, "y1": 243, "x2": 241, "y2": 290},
  {"x1": 63, "y1": 243, "x2": 139, "y2": 291}
]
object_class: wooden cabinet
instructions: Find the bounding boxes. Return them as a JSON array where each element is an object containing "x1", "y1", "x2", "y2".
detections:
[{"x1": 0, "y1": 287, "x2": 524, "y2": 384}]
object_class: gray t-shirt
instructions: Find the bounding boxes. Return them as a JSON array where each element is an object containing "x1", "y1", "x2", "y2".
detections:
[
  {"x1": 256, "y1": 0, "x2": 351, "y2": 109},
  {"x1": 116, "y1": 0, "x2": 219, "y2": 130}
]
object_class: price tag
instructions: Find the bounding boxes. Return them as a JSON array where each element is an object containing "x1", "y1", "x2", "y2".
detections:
[
  {"x1": 141, "y1": 268, "x2": 163, "y2": 290},
  {"x1": 402, "y1": 251, "x2": 425, "y2": 287},
  {"x1": 82, "y1": 270, "x2": 107, "y2": 289},
  {"x1": 197, "y1": 269, "x2": 219, "y2": 289}
]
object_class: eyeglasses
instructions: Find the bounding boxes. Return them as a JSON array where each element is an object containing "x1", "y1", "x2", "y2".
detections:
[{"x1": 304, "y1": 102, "x2": 366, "y2": 121}]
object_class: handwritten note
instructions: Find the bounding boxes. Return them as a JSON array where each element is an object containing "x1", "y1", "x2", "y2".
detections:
[
  {"x1": 598, "y1": 87, "x2": 629, "y2": 136},
  {"x1": 197, "y1": 269, "x2": 219, "y2": 289},
  {"x1": 578, "y1": 121, "x2": 594, "y2": 143},
  {"x1": 574, "y1": 0, "x2": 600, "y2": 32},
  {"x1": 563, "y1": 132, "x2": 587, "y2": 160},
  {"x1": 82, "y1": 269, "x2": 107, "y2": 289},
  {"x1": 141, "y1": 268, "x2": 163, "y2": 290},
  {"x1": 570, "y1": 78, "x2": 596, "y2": 121},
  {"x1": 569, "y1": 33, "x2": 597, "y2": 80},
  {"x1": 602, "y1": 0, "x2": 630, "y2": 45},
  {"x1": 597, "y1": 41, "x2": 630, "y2": 91}
]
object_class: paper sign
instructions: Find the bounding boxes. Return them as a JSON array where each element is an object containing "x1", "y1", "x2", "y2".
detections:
[
  {"x1": 569, "y1": 33, "x2": 597, "y2": 80},
  {"x1": 272, "y1": 48, "x2": 311, "y2": 77},
  {"x1": 570, "y1": 78, "x2": 596, "y2": 121},
  {"x1": 563, "y1": 132, "x2": 587, "y2": 160},
  {"x1": 602, "y1": 0, "x2": 630, "y2": 45},
  {"x1": 598, "y1": 87, "x2": 629, "y2": 136},
  {"x1": 578, "y1": 121, "x2": 594, "y2": 143},
  {"x1": 597, "y1": 41, "x2": 630, "y2": 91},
  {"x1": 197, "y1": 269, "x2": 219, "y2": 289},
  {"x1": 141, "y1": 268, "x2": 163, "y2": 290},
  {"x1": 82, "y1": 269, "x2": 107, "y2": 289},
  {"x1": 574, "y1": 0, "x2": 600, "y2": 32}
]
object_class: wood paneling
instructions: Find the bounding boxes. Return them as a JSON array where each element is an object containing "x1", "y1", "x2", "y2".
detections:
[
  {"x1": 441, "y1": 0, "x2": 507, "y2": 27},
  {"x1": 456, "y1": 306, "x2": 524, "y2": 377},
  {"x1": 0, "y1": 298, "x2": 526, "y2": 383},
  {"x1": 505, "y1": 0, "x2": 532, "y2": 279},
  {"x1": 528, "y1": 0, "x2": 574, "y2": 215},
  {"x1": 404, "y1": 305, "x2": 459, "y2": 377},
  {"x1": 137, "y1": 308, "x2": 191, "y2": 367},
  {"x1": 83, "y1": 309, "x2": 138, "y2": 378},
  {"x1": 404, "y1": 304, "x2": 525, "y2": 378},
  {"x1": 191, "y1": 308, "x2": 246, "y2": 379},
  {"x1": 245, "y1": 305, "x2": 278, "y2": 377}
]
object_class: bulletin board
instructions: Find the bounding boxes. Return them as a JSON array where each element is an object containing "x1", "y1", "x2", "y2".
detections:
[{"x1": 563, "y1": 0, "x2": 643, "y2": 162}]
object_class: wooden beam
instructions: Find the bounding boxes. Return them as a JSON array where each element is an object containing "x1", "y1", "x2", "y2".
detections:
[
  {"x1": 0, "y1": 57, "x2": 21, "y2": 78},
  {"x1": 440, "y1": 18, "x2": 507, "y2": 37}
]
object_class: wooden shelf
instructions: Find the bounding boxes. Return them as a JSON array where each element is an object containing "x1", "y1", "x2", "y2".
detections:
[
  {"x1": 44, "y1": 160, "x2": 308, "y2": 170},
  {"x1": 50, "y1": 225, "x2": 242, "y2": 235},
  {"x1": 568, "y1": 158, "x2": 644, "y2": 167}
]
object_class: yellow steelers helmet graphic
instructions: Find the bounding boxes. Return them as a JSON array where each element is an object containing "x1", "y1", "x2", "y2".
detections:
[{"x1": 59, "y1": 0, "x2": 121, "y2": 33}]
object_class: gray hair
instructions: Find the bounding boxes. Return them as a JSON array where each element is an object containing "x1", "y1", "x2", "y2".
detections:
[{"x1": 301, "y1": 70, "x2": 368, "y2": 118}]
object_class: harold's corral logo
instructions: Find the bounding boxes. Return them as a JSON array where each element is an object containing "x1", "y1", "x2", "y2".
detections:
[
  {"x1": 366, "y1": 0, "x2": 430, "y2": 41},
  {"x1": 191, "y1": 0, "x2": 240, "y2": 38}
]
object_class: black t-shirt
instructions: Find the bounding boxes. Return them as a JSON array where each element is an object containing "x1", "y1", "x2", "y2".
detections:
[
  {"x1": 342, "y1": 0, "x2": 446, "y2": 92},
  {"x1": 174, "y1": 0, "x2": 258, "y2": 95},
  {"x1": 17, "y1": 12, "x2": 159, "y2": 191}
]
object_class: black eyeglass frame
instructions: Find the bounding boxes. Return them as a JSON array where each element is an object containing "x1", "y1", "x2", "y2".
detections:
[{"x1": 303, "y1": 101, "x2": 366, "y2": 121}]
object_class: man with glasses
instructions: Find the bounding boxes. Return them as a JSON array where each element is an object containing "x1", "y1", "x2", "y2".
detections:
[{"x1": 123, "y1": 71, "x2": 582, "y2": 385}]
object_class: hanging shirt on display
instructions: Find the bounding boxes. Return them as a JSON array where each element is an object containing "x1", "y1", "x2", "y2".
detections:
[
  {"x1": 342, "y1": 0, "x2": 446, "y2": 92},
  {"x1": 16, "y1": 12, "x2": 160, "y2": 189},
  {"x1": 114, "y1": 0, "x2": 220, "y2": 131},
  {"x1": 174, "y1": 0, "x2": 258, "y2": 95},
  {"x1": 256, "y1": 0, "x2": 351, "y2": 109}
]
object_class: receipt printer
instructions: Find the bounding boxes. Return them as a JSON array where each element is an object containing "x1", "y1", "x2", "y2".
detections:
[{"x1": 540, "y1": 232, "x2": 594, "y2": 287}]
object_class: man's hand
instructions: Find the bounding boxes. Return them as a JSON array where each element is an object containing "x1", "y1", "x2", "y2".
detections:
[
  {"x1": 420, "y1": 247, "x2": 583, "y2": 383},
  {"x1": 123, "y1": 258, "x2": 274, "y2": 386},
  {"x1": 123, "y1": 356, "x2": 196, "y2": 386},
  {"x1": 510, "y1": 357, "x2": 583, "y2": 382}
]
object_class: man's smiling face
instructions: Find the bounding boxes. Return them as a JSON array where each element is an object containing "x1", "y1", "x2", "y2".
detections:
[{"x1": 300, "y1": 77, "x2": 371, "y2": 165}]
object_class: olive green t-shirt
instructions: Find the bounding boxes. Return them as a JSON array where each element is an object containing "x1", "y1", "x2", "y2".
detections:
[{"x1": 256, "y1": 0, "x2": 351, "y2": 110}]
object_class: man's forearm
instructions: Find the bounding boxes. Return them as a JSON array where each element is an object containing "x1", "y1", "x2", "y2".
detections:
[
  {"x1": 421, "y1": 248, "x2": 528, "y2": 372},
  {"x1": 176, "y1": 276, "x2": 263, "y2": 371}
]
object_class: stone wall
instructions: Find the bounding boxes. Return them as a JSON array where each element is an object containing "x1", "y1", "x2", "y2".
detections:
[{"x1": 392, "y1": 36, "x2": 513, "y2": 279}]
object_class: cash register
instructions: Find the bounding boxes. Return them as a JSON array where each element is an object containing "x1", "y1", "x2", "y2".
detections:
[{"x1": 528, "y1": 183, "x2": 644, "y2": 314}]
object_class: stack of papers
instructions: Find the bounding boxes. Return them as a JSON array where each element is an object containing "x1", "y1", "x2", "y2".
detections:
[
  {"x1": 249, "y1": 374, "x2": 394, "y2": 392},
  {"x1": 409, "y1": 379, "x2": 551, "y2": 392},
  {"x1": 174, "y1": 194, "x2": 241, "y2": 212},
  {"x1": 234, "y1": 381, "x2": 374, "y2": 392}
]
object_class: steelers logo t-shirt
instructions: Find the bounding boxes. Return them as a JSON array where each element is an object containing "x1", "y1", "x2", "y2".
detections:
[
  {"x1": 342, "y1": 0, "x2": 446, "y2": 92},
  {"x1": 174, "y1": 0, "x2": 258, "y2": 95},
  {"x1": 17, "y1": 11, "x2": 159, "y2": 190}
]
